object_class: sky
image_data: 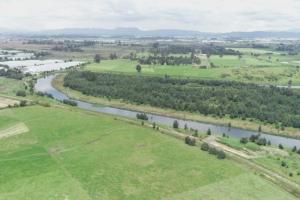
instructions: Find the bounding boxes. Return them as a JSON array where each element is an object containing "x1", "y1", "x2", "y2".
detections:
[{"x1": 0, "y1": 0, "x2": 300, "y2": 32}]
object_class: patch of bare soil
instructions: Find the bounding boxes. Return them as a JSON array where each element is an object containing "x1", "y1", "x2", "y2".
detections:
[{"x1": 0, "y1": 97, "x2": 19, "y2": 108}]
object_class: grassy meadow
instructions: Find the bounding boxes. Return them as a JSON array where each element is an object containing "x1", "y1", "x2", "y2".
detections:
[
  {"x1": 0, "y1": 105, "x2": 297, "y2": 200},
  {"x1": 84, "y1": 50, "x2": 300, "y2": 85},
  {"x1": 0, "y1": 77, "x2": 25, "y2": 96}
]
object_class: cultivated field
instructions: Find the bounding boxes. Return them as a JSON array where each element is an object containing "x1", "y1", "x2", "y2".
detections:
[{"x1": 0, "y1": 106, "x2": 297, "y2": 200}]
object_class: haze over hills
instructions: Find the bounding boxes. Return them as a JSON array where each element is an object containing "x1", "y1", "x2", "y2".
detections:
[{"x1": 1, "y1": 27, "x2": 300, "y2": 39}]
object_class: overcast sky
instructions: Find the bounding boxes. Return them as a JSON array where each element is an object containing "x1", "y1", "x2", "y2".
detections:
[{"x1": 1, "y1": 0, "x2": 300, "y2": 32}]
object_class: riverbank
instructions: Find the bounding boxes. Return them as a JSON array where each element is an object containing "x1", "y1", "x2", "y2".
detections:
[{"x1": 53, "y1": 74, "x2": 300, "y2": 139}]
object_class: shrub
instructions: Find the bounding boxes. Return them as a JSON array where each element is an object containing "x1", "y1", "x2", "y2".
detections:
[
  {"x1": 249, "y1": 134, "x2": 260, "y2": 143},
  {"x1": 16, "y1": 90, "x2": 26, "y2": 97},
  {"x1": 173, "y1": 120, "x2": 179, "y2": 129},
  {"x1": 39, "y1": 102, "x2": 51, "y2": 107},
  {"x1": 201, "y1": 143, "x2": 210, "y2": 151},
  {"x1": 256, "y1": 138, "x2": 267, "y2": 146},
  {"x1": 208, "y1": 147, "x2": 218, "y2": 155},
  {"x1": 281, "y1": 161, "x2": 287, "y2": 167},
  {"x1": 19, "y1": 100, "x2": 27, "y2": 107},
  {"x1": 152, "y1": 122, "x2": 156, "y2": 129},
  {"x1": 279, "y1": 144, "x2": 284, "y2": 149},
  {"x1": 185, "y1": 136, "x2": 196, "y2": 146},
  {"x1": 207, "y1": 128, "x2": 211, "y2": 135},
  {"x1": 240, "y1": 137, "x2": 248, "y2": 144},
  {"x1": 292, "y1": 146, "x2": 297, "y2": 152},
  {"x1": 136, "y1": 113, "x2": 148, "y2": 121},
  {"x1": 62, "y1": 99, "x2": 77, "y2": 106},
  {"x1": 217, "y1": 150, "x2": 226, "y2": 159}
]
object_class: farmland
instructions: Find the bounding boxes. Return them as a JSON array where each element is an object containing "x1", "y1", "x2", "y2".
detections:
[
  {"x1": 84, "y1": 53, "x2": 300, "y2": 85},
  {"x1": 2, "y1": 38, "x2": 300, "y2": 199},
  {"x1": 0, "y1": 105, "x2": 297, "y2": 200}
]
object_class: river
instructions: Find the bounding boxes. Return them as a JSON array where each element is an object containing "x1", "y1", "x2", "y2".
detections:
[{"x1": 35, "y1": 75, "x2": 300, "y2": 148}]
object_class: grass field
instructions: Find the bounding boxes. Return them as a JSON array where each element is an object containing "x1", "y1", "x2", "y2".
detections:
[
  {"x1": 218, "y1": 136, "x2": 261, "y2": 152},
  {"x1": 0, "y1": 77, "x2": 24, "y2": 96},
  {"x1": 84, "y1": 56, "x2": 300, "y2": 85},
  {"x1": 255, "y1": 151, "x2": 300, "y2": 184},
  {"x1": 0, "y1": 105, "x2": 297, "y2": 200}
]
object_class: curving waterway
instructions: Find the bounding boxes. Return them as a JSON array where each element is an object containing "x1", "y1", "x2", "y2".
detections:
[{"x1": 35, "y1": 75, "x2": 300, "y2": 148}]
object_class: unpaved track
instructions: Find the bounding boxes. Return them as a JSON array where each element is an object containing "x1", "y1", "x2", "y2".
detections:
[
  {"x1": 0, "y1": 123, "x2": 29, "y2": 139},
  {"x1": 0, "y1": 96, "x2": 19, "y2": 108},
  {"x1": 203, "y1": 136, "x2": 258, "y2": 159}
]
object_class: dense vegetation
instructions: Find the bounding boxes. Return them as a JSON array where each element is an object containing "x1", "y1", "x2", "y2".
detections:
[
  {"x1": 0, "y1": 68, "x2": 25, "y2": 80},
  {"x1": 64, "y1": 71, "x2": 300, "y2": 129}
]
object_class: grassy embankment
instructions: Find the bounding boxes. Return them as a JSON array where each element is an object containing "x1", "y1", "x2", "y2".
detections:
[
  {"x1": 0, "y1": 105, "x2": 298, "y2": 200},
  {"x1": 53, "y1": 74, "x2": 300, "y2": 139}
]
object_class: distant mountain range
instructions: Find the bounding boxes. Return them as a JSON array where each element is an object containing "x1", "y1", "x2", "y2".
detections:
[{"x1": 1, "y1": 27, "x2": 300, "y2": 39}]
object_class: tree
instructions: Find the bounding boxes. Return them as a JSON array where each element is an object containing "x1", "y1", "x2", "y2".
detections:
[
  {"x1": 173, "y1": 120, "x2": 179, "y2": 129},
  {"x1": 136, "y1": 64, "x2": 142, "y2": 73},
  {"x1": 207, "y1": 128, "x2": 211, "y2": 135},
  {"x1": 94, "y1": 54, "x2": 101, "y2": 63}
]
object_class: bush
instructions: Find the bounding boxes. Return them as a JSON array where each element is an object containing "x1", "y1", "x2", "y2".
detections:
[
  {"x1": 279, "y1": 144, "x2": 284, "y2": 149},
  {"x1": 185, "y1": 136, "x2": 196, "y2": 146},
  {"x1": 217, "y1": 150, "x2": 226, "y2": 159},
  {"x1": 249, "y1": 134, "x2": 260, "y2": 143},
  {"x1": 62, "y1": 99, "x2": 77, "y2": 106},
  {"x1": 201, "y1": 143, "x2": 210, "y2": 151},
  {"x1": 39, "y1": 102, "x2": 51, "y2": 107},
  {"x1": 136, "y1": 113, "x2": 148, "y2": 121},
  {"x1": 173, "y1": 120, "x2": 179, "y2": 129},
  {"x1": 281, "y1": 161, "x2": 287, "y2": 167},
  {"x1": 256, "y1": 138, "x2": 267, "y2": 146},
  {"x1": 240, "y1": 137, "x2": 248, "y2": 144},
  {"x1": 16, "y1": 90, "x2": 26, "y2": 97},
  {"x1": 292, "y1": 146, "x2": 297, "y2": 152},
  {"x1": 209, "y1": 147, "x2": 218, "y2": 155},
  {"x1": 19, "y1": 100, "x2": 27, "y2": 107},
  {"x1": 207, "y1": 128, "x2": 211, "y2": 135}
]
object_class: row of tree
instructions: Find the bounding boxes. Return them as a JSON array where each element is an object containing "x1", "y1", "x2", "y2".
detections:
[{"x1": 64, "y1": 71, "x2": 300, "y2": 129}]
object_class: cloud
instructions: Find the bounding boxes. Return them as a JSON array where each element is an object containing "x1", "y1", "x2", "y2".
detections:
[{"x1": 0, "y1": 0, "x2": 300, "y2": 32}]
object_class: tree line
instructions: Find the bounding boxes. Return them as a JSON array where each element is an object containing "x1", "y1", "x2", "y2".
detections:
[{"x1": 64, "y1": 71, "x2": 300, "y2": 129}]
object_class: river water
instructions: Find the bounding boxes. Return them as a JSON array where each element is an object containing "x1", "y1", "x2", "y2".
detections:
[{"x1": 35, "y1": 75, "x2": 300, "y2": 148}]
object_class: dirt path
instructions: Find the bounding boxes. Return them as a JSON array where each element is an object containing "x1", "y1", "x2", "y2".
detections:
[
  {"x1": 0, "y1": 96, "x2": 19, "y2": 108},
  {"x1": 203, "y1": 136, "x2": 259, "y2": 159}
]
